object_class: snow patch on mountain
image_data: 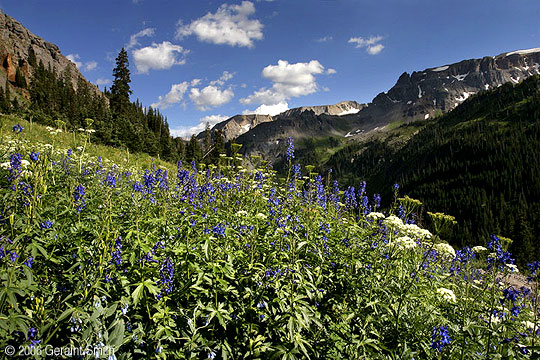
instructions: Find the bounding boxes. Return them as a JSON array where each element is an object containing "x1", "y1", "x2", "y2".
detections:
[
  {"x1": 506, "y1": 47, "x2": 540, "y2": 56},
  {"x1": 432, "y1": 66, "x2": 449, "y2": 72}
]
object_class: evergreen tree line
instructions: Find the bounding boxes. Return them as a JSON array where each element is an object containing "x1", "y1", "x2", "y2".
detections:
[
  {"x1": 324, "y1": 75, "x2": 540, "y2": 266},
  {"x1": 0, "y1": 47, "x2": 227, "y2": 164}
]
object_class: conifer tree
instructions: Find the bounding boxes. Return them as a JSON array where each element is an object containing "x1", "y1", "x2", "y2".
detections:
[
  {"x1": 186, "y1": 135, "x2": 202, "y2": 163},
  {"x1": 4, "y1": 79, "x2": 11, "y2": 114},
  {"x1": 28, "y1": 45, "x2": 37, "y2": 67},
  {"x1": 0, "y1": 84, "x2": 4, "y2": 113},
  {"x1": 110, "y1": 48, "x2": 132, "y2": 117},
  {"x1": 15, "y1": 67, "x2": 26, "y2": 88},
  {"x1": 211, "y1": 129, "x2": 225, "y2": 163}
]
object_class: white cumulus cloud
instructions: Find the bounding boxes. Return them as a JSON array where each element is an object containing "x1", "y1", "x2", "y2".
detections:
[
  {"x1": 348, "y1": 35, "x2": 385, "y2": 55},
  {"x1": 210, "y1": 71, "x2": 235, "y2": 86},
  {"x1": 66, "y1": 54, "x2": 82, "y2": 68},
  {"x1": 189, "y1": 86, "x2": 235, "y2": 111},
  {"x1": 240, "y1": 60, "x2": 326, "y2": 106},
  {"x1": 152, "y1": 71, "x2": 233, "y2": 110},
  {"x1": 170, "y1": 114, "x2": 230, "y2": 139},
  {"x1": 176, "y1": 1, "x2": 263, "y2": 48},
  {"x1": 133, "y1": 41, "x2": 189, "y2": 74},
  {"x1": 326, "y1": 68, "x2": 337, "y2": 74},
  {"x1": 67, "y1": 54, "x2": 98, "y2": 71},
  {"x1": 95, "y1": 78, "x2": 111, "y2": 86},
  {"x1": 151, "y1": 80, "x2": 201, "y2": 109},
  {"x1": 316, "y1": 36, "x2": 333, "y2": 42},
  {"x1": 85, "y1": 61, "x2": 98, "y2": 71},
  {"x1": 126, "y1": 28, "x2": 155, "y2": 50},
  {"x1": 242, "y1": 101, "x2": 289, "y2": 116}
]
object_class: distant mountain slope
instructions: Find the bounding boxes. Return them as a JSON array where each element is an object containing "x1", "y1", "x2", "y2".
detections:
[
  {"x1": 325, "y1": 75, "x2": 540, "y2": 265},
  {"x1": 199, "y1": 101, "x2": 365, "y2": 141},
  {"x1": 234, "y1": 48, "x2": 540, "y2": 162}
]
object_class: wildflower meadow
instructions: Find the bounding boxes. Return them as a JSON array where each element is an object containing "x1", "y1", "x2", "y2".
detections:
[{"x1": 1, "y1": 117, "x2": 540, "y2": 359}]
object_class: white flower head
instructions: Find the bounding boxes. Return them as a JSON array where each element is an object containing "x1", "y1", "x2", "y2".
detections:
[
  {"x1": 367, "y1": 212, "x2": 385, "y2": 221},
  {"x1": 236, "y1": 210, "x2": 248, "y2": 217},
  {"x1": 472, "y1": 246, "x2": 488, "y2": 253},
  {"x1": 383, "y1": 215, "x2": 404, "y2": 229},
  {"x1": 437, "y1": 287, "x2": 457, "y2": 303},
  {"x1": 505, "y1": 264, "x2": 519, "y2": 273},
  {"x1": 394, "y1": 236, "x2": 417, "y2": 249},
  {"x1": 434, "y1": 243, "x2": 456, "y2": 258}
]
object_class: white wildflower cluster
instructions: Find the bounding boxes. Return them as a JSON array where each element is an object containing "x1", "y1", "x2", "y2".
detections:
[
  {"x1": 505, "y1": 264, "x2": 519, "y2": 273},
  {"x1": 367, "y1": 212, "x2": 385, "y2": 221},
  {"x1": 392, "y1": 236, "x2": 417, "y2": 249},
  {"x1": 383, "y1": 215, "x2": 404, "y2": 229},
  {"x1": 236, "y1": 210, "x2": 248, "y2": 217},
  {"x1": 255, "y1": 213, "x2": 267, "y2": 220},
  {"x1": 46, "y1": 126, "x2": 63, "y2": 135},
  {"x1": 437, "y1": 287, "x2": 457, "y2": 303},
  {"x1": 402, "y1": 223, "x2": 432, "y2": 240},
  {"x1": 433, "y1": 243, "x2": 456, "y2": 258},
  {"x1": 472, "y1": 246, "x2": 488, "y2": 253}
]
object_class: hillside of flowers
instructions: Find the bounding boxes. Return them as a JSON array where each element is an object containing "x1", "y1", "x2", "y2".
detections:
[{"x1": 1, "y1": 118, "x2": 540, "y2": 359}]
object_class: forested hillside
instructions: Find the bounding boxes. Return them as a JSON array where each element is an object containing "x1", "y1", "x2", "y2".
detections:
[
  {"x1": 0, "y1": 47, "x2": 192, "y2": 162},
  {"x1": 325, "y1": 76, "x2": 540, "y2": 265}
]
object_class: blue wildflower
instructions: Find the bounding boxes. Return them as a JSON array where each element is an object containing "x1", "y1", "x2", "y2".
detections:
[
  {"x1": 12, "y1": 124, "x2": 24, "y2": 133},
  {"x1": 73, "y1": 184, "x2": 86, "y2": 212},
  {"x1": 9, "y1": 251, "x2": 19, "y2": 262},
  {"x1": 431, "y1": 326, "x2": 451, "y2": 352},
  {"x1": 487, "y1": 235, "x2": 514, "y2": 271},
  {"x1": 10, "y1": 152, "x2": 22, "y2": 170},
  {"x1": 110, "y1": 236, "x2": 122, "y2": 267},
  {"x1": 40, "y1": 221, "x2": 53, "y2": 229},
  {"x1": 30, "y1": 152, "x2": 39, "y2": 162},
  {"x1": 157, "y1": 257, "x2": 174, "y2": 299},
  {"x1": 286, "y1": 137, "x2": 294, "y2": 162},
  {"x1": 344, "y1": 186, "x2": 357, "y2": 209},
  {"x1": 24, "y1": 257, "x2": 34, "y2": 268},
  {"x1": 373, "y1": 193, "x2": 381, "y2": 209}
]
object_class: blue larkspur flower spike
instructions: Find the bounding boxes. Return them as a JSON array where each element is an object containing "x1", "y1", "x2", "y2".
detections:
[
  {"x1": 73, "y1": 184, "x2": 86, "y2": 212},
  {"x1": 487, "y1": 234, "x2": 514, "y2": 271},
  {"x1": 30, "y1": 152, "x2": 39, "y2": 162},
  {"x1": 157, "y1": 257, "x2": 174, "y2": 299},
  {"x1": 286, "y1": 137, "x2": 294, "y2": 162}
]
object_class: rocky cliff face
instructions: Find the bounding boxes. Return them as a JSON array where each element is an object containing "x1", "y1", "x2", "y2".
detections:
[
  {"x1": 234, "y1": 48, "x2": 540, "y2": 159},
  {"x1": 280, "y1": 101, "x2": 365, "y2": 117},
  {"x1": 0, "y1": 9, "x2": 99, "y2": 93}
]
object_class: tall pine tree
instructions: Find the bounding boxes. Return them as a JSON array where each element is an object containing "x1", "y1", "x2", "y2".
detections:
[
  {"x1": 110, "y1": 48, "x2": 132, "y2": 115},
  {"x1": 110, "y1": 48, "x2": 133, "y2": 146}
]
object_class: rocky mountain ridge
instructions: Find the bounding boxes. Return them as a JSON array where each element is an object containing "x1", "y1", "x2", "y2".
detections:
[
  {"x1": 233, "y1": 48, "x2": 540, "y2": 160},
  {"x1": 201, "y1": 100, "x2": 365, "y2": 141}
]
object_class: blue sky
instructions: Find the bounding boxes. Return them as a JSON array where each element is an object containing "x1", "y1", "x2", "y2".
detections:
[{"x1": 2, "y1": 0, "x2": 540, "y2": 137}]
